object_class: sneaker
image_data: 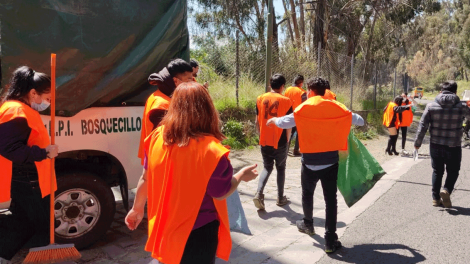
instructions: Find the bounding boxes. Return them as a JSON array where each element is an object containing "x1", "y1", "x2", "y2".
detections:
[
  {"x1": 440, "y1": 190, "x2": 452, "y2": 208},
  {"x1": 276, "y1": 195, "x2": 289, "y2": 206},
  {"x1": 432, "y1": 199, "x2": 442, "y2": 207},
  {"x1": 401, "y1": 149, "x2": 409, "y2": 155},
  {"x1": 296, "y1": 220, "x2": 315, "y2": 235},
  {"x1": 253, "y1": 193, "x2": 265, "y2": 210},
  {"x1": 325, "y1": 240, "x2": 342, "y2": 254}
]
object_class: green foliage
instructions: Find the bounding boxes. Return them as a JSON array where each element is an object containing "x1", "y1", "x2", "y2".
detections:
[
  {"x1": 354, "y1": 128, "x2": 378, "y2": 140},
  {"x1": 221, "y1": 119, "x2": 258, "y2": 149},
  {"x1": 361, "y1": 99, "x2": 389, "y2": 111}
]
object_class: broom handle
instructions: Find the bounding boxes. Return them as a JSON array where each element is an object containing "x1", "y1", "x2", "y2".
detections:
[{"x1": 50, "y1": 54, "x2": 56, "y2": 245}]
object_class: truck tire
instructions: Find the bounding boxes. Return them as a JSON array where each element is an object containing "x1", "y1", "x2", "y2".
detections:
[{"x1": 55, "y1": 172, "x2": 116, "y2": 249}]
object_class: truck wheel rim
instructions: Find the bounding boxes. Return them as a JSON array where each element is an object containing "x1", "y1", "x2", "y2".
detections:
[{"x1": 54, "y1": 189, "x2": 101, "y2": 239}]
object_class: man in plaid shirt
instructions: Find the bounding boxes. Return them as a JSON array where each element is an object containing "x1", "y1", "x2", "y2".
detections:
[{"x1": 414, "y1": 81, "x2": 470, "y2": 208}]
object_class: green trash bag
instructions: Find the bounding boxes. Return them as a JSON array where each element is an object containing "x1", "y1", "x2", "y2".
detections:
[{"x1": 337, "y1": 131, "x2": 386, "y2": 207}]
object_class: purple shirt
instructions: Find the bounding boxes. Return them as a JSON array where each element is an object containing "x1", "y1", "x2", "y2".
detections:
[{"x1": 144, "y1": 154, "x2": 233, "y2": 230}]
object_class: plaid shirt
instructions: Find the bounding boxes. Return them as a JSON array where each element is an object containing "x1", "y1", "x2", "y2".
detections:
[{"x1": 415, "y1": 91, "x2": 470, "y2": 148}]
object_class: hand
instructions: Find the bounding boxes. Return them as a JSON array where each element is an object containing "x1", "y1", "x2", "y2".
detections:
[
  {"x1": 203, "y1": 81, "x2": 209, "y2": 89},
  {"x1": 266, "y1": 117, "x2": 278, "y2": 127},
  {"x1": 125, "y1": 208, "x2": 144, "y2": 231},
  {"x1": 240, "y1": 164, "x2": 258, "y2": 182},
  {"x1": 45, "y1": 145, "x2": 59, "y2": 158}
]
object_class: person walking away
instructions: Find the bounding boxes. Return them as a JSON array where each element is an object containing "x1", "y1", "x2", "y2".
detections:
[
  {"x1": 253, "y1": 74, "x2": 293, "y2": 210},
  {"x1": 399, "y1": 93, "x2": 413, "y2": 155},
  {"x1": 189, "y1": 59, "x2": 209, "y2": 89},
  {"x1": 414, "y1": 81, "x2": 470, "y2": 208},
  {"x1": 138, "y1": 59, "x2": 193, "y2": 164},
  {"x1": 383, "y1": 96, "x2": 412, "y2": 155},
  {"x1": 125, "y1": 82, "x2": 258, "y2": 264},
  {"x1": 0, "y1": 66, "x2": 59, "y2": 263},
  {"x1": 284, "y1": 75, "x2": 307, "y2": 156},
  {"x1": 267, "y1": 77, "x2": 364, "y2": 253}
]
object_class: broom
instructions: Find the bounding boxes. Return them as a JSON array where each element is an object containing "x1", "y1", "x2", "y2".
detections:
[{"x1": 23, "y1": 54, "x2": 81, "y2": 263}]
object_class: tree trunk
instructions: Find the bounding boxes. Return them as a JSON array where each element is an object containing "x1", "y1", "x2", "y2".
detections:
[
  {"x1": 282, "y1": 0, "x2": 295, "y2": 48},
  {"x1": 299, "y1": 0, "x2": 306, "y2": 47},
  {"x1": 314, "y1": 0, "x2": 325, "y2": 49},
  {"x1": 289, "y1": 0, "x2": 301, "y2": 49},
  {"x1": 273, "y1": 6, "x2": 280, "y2": 63}
]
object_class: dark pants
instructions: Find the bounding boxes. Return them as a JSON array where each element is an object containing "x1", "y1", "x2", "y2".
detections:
[
  {"x1": 301, "y1": 163, "x2": 339, "y2": 243},
  {"x1": 430, "y1": 143, "x2": 462, "y2": 200},
  {"x1": 257, "y1": 144, "x2": 288, "y2": 198},
  {"x1": 0, "y1": 180, "x2": 50, "y2": 260},
  {"x1": 180, "y1": 220, "x2": 219, "y2": 264},
  {"x1": 398, "y1": 126, "x2": 408, "y2": 149},
  {"x1": 289, "y1": 126, "x2": 300, "y2": 152}
]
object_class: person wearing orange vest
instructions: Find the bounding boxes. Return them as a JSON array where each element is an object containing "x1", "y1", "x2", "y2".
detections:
[
  {"x1": 284, "y1": 75, "x2": 307, "y2": 157},
  {"x1": 383, "y1": 96, "x2": 412, "y2": 155},
  {"x1": 138, "y1": 59, "x2": 193, "y2": 165},
  {"x1": 398, "y1": 92, "x2": 413, "y2": 155},
  {"x1": 0, "y1": 66, "x2": 59, "y2": 262},
  {"x1": 125, "y1": 82, "x2": 258, "y2": 264},
  {"x1": 190, "y1": 59, "x2": 209, "y2": 89},
  {"x1": 267, "y1": 77, "x2": 364, "y2": 254},
  {"x1": 253, "y1": 74, "x2": 293, "y2": 210}
]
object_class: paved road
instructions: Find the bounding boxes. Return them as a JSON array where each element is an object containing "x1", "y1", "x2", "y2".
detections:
[{"x1": 317, "y1": 148, "x2": 470, "y2": 264}]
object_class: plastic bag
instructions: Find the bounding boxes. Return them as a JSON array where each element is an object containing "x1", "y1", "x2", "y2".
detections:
[
  {"x1": 226, "y1": 190, "x2": 251, "y2": 235},
  {"x1": 337, "y1": 132, "x2": 386, "y2": 207}
]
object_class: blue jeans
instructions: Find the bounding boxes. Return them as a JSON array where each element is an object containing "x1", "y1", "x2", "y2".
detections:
[{"x1": 430, "y1": 143, "x2": 461, "y2": 200}]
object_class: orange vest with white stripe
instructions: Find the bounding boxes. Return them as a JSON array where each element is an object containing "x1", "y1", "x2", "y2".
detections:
[
  {"x1": 400, "y1": 101, "x2": 413, "y2": 127},
  {"x1": 257, "y1": 92, "x2": 293, "y2": 149},
  {"x1": 383, "y1": 102, "x2": 400, "y2": 129},
  {"x1": 144, "y1": 126, "x2": 232, "y2": 264},
  {"x1": 294, "y1": 96, "x2": 352, "y2": 153},
  {"x1": 284, "y1": 86, "x2": 305, "y2": 110},
  {"x1": 138, "y1": 89, "x2": 171, "y2": 164},
  {"x1": 0, "y1": 101, "x2": 57, "y2": 203}
]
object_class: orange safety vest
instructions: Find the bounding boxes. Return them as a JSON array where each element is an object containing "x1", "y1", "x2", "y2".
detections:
[
  {"x1": 383, "y1": 102, "x2": 400, "y2": 129},
  {"x1": 294, "y1": 96, "x2": 352, "y2": 153},
  {"x1": 323, "y1": 89, "x2": 337, "y2": 100},
  {"x1": 284, "y1": 86, "x2": 305, "y2": 110},
  {"x1": 0, "y1": 101, "x2": 57, "y2": 203},
  {"x1": 400, "y1": 101, "x2": 413, "y2": 127},
  {"x1": 256, "y1": 92, "x2": 293, "y2": 149},
  {"x1": 143, "y1": 126, "x2": 232, "y2": 264},
  {"x1": 138, "y1": 89, "x2": 171, "y2": 164}
]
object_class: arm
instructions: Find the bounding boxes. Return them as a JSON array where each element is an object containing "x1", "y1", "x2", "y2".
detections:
[
  {"x1": 214, "y1": 164, "x2": 258, "y2": 200},
  {"x1": 393, "y1": 105, "x2": 411, "y2": 113},
  {"x1": 267, "y1": 113, "x2": 296, "y2": 129},
  {"x1": 125, "y1": 168, "x2": 148, "y2": 230},
  {"x1": 414, "y1": 104, "x2": 431, "y2": 149},
  {"x1": 352, "y1": 113, "x2": 365, "y2": 126},
  {"x1": 0, "y1": 118, "x2": 47, "y2": 163},
  {"x1": 255, "y1": 105, "x2": 260, "y2": 134}
]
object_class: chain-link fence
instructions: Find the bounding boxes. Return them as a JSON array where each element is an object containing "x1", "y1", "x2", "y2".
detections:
[{"x1": 193, "y1": 32, "x2": 407, "y2": 112}]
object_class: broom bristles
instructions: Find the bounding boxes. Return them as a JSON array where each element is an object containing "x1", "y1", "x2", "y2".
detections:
[{"x1": 23, "y1": 244, "x2": 81, "y2": 264}]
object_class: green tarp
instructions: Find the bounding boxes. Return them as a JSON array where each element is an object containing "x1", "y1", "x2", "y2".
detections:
[
  {"x1": 338, "y1": 132, "x2": 386, "y2": 207},
  {"x1": 0, "y1": 0, "x2": 190, "y2": 116}
]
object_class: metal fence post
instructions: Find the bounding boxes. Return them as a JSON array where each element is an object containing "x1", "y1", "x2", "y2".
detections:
[
  {"x1": 374, "y1": 63, "x2": 377, "y2": 109},
  {"x1": 236, "y1": 30, "x2": 240, "y2": 107},
  {"x1": 350, "y1": 54, "x2": 354, "y2": 110},
  {"x1": 317, "y1": 42, "x2": 321, "y2": 76},
  {"x1": 393, "y1": 68, "x2": 396, "y2": 98},
  {"x1": 265, "y1": 0, "x2": 274, "y2": 92}
]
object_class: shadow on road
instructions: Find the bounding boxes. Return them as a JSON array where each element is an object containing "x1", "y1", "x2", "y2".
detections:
[
  {"x1": 441, "y1": 206, "x2": 470, "y2": 216},
  {"x1": 323, "y1": 243, "x2": 426, "y2": 264}
]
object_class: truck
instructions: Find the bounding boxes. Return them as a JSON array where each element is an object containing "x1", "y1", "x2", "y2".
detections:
[{"x1": 0, "y1": 0, "x2": 189, "y2": 249}]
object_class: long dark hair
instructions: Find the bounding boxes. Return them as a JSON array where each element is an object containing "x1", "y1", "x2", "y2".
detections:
[
  {"x1": 3, "y1": 66, "x2": 51, "y2": 104},
  {"x1": 161, "y1": 82, "x2": 224, "y2": 147}
]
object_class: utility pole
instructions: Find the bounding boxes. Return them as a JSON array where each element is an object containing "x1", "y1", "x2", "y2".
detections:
[{"x1": 265, "y1": 0, "x2": 274, "y2": 92}]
